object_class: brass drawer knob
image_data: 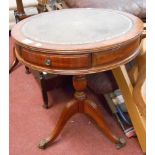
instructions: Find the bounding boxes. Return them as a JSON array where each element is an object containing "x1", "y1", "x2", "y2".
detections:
[{"x1": 44, "y1": 59, "x2": 51, "y2": 66}]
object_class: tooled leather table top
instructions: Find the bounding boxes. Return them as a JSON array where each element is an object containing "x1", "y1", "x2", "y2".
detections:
[
  {"x1": 12, "y1": 8, "x2": 143, "y2": 53},
  {"x1": 21, "y1": 9, "x2": 132, "y2": 45}
]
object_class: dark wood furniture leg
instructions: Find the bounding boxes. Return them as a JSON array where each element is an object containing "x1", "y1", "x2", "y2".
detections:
[
  {"x1": 9, "y1": 46, "x2": 30, "y2": 74},
  {"x1": 37, "y1": 4, "x2": 48, "y2": 13},
  {"x1": 15, "y1": 0, "x2": 28, "y2": 21},
  {"x1": 38, "y1": 75, "x2": 126, "y2": 149},
  {"x1": 9, "y1": 47, "x2": 19, "y2": 74},
  {"x1": 39, "y1": 72, "x2": 49, "y2": 109},
  {"x1": 25, "y1": 66, "x2": 31, "y2": 74}
]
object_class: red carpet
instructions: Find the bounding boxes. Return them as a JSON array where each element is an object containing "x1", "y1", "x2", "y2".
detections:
[{"x1": 10, "y1": 37, "x2": 144, "y2": 155}]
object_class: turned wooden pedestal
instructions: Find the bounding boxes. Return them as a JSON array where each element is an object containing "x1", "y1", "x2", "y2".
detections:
[{"x1": 38, "y1": 75, "x2": 125, "y2": 149}]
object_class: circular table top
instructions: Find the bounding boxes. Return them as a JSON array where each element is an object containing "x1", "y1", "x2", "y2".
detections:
[
  {"x1": 22, "y1": 9, "x2": 132, "y2": 44},
  {"x1": 12, "y1": 8, "x2": 144, "y2": 75},
  {"x1": 12, "y1": 8, "x2": 143, "y2": 53}
]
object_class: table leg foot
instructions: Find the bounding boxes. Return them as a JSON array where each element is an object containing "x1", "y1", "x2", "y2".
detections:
[
  {"x1": 38, "y1": 138, "x2": 51, "y2": 149},
  {"x1": 9, "y1": 58, "x2": 19, "y2": 74},
  {"x1": 25, "y1": 66, "x2": 31, "y2": 74},
  {"x1": 84, "y1": 99, "x2": 126, "y2": 147},
  {"x1": 116, "y1": 137, "x2": 126, "y2": 149},
  {"x1": 38, "y1": 100, "x2": 78, "y2": 149},
  {"x1": 39, "y1": 72, "x2": 50, "y2": 109},
  {"x1": 9, "y1": 47, "x2": 19, "y2": 74}
]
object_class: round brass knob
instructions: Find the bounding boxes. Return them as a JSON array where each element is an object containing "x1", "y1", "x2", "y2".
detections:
[{"x1": 44, "y1": 59, "x2": 51, "y2": 66}]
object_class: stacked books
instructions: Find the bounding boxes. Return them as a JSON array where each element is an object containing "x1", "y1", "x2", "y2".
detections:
[{"x1": 104, "y1": 89, "x2": 136, "y2": 138}]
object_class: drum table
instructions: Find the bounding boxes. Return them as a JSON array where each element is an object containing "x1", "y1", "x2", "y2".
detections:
[{"x1": 11, "y1": 8, "x2": 143, "y2": 149}]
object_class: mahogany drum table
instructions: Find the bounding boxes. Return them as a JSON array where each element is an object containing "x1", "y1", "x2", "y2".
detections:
[{"x1": 11, "y1": 8, "x2": 144, "y2": 149}]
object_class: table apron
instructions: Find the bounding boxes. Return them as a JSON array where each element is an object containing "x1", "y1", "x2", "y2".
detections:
[{"x1": 15, "y1": 37, "x2": 141, "y2": 75}]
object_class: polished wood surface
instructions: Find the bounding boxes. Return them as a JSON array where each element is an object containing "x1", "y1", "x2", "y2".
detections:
[
  {"x1": 112, "y1": 65, "x2": 146, "y2": 152},
  {"x1": 14, "y1": 36, "x2": 141, "y2": 75},
  {"x1": 20, "y1": 47, "x2": 91, "y2": 69},
  {"x1": 12, "y1": 9, "x2": 143, "y2": 75},
  {"x1": 16, "y1": 0, "x2": 25, "y2": 15},
  {"x1": 38, "y1": 75, "x2": 126, "y2": 149},
  {"x1": 112, "y1": 38, "x2": 146, "y2": 152},
  {"x1": 11, "y1": 8, "x2": 144, "y2": 149}
]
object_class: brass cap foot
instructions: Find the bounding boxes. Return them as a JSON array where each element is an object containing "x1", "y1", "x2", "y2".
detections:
[
  {"x1": 38, "y1": 139, "x2": 49, "y2": 149},
  {"x1": 116, "y1": 137, "x2": 126, "y2": 149}
]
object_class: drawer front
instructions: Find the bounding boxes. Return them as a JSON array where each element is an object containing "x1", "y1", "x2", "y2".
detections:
[
  {"x1": 21, "y1": 48, "x2": 91, "y2": 69},
  {"x1": 92, "y1": 39, "x2": 140, "y2": 66}
]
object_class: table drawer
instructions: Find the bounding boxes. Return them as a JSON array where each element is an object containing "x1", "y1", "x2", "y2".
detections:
[
  {"x1": 92, "y1": 39, "x2": 140, "y2": 66},
  {"x1": 21, "y1": 48, "x2": 91, "y2": 69}
]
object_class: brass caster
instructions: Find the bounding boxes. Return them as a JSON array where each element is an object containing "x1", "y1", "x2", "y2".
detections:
[
  {"x1": 38, "y1": 138, "x2": 49, "y2": 149},
  {"x1": 116, "y1": 137, "x2": 126, "y2": 149}
]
